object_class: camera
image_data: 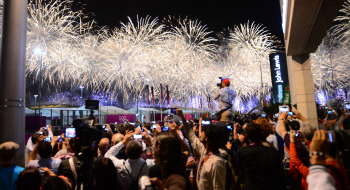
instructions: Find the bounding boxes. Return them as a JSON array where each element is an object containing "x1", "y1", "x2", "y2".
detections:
[{"x1": 217, "y1": 77, "x2": 223, "y2": 88}]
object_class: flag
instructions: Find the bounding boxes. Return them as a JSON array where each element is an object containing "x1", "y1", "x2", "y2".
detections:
[
  {"x1": 151, "y1": 87, "x2": 154, "y2": 106},
  {"x1": 166, "y1": 85, "x2": 170, "y2": 105},
  {"x1": 146, "y1": 85, "x2": 149, "y2": 105},
  {"x1": 160, "y1": 84, "x2": 163, "y2": 105}
]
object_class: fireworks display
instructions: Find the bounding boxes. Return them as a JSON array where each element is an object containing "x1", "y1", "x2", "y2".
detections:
[
  {"x1": 23, "y1": 0, "x2": 280, "y2": 110},
  {"x1": 310, "y1": 0, "x2": 350, "y2": 99},
  {"x1": 6, "y1": 0, "x2": 348, "y2": 110}
]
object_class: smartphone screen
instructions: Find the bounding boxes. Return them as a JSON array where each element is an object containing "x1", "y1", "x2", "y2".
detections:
[
  {"x1": 152, "y1": 121, "x2": 156, "y2": 124},
  {"x1": 130, "y1": 122, "x2": 135, "y2": 125},
  {"x1": 115, "y1": 122, "x2": 118, "y2": 124},
  {"x1": 151, "y1": 124, "x2": 157, "y2": 129},
  {"x1": 65, "y1": 128, "x2": 76, "y2": 138},
  {"x1": 279, "y1": 106, "x2": 289, "y2": 113},
  {"x1": 227, "y1": 125, "x2": 232, "y2": 130},
  {"x1": 261, "y1": 114, "x2": 266, "y2": 118},
  {"x1": 171, "y1": 108, "x2": 177, "y2": 114},
  {"x1": 102, "y1": 125, "x2": 105, "y2": 128},
  {"x1": 201, "y1": 120, "x2": 210, "y2": 125},
  {"x1": 162, "y1": 126, "x2": 169, "y2": 131},
  {"x1": 133, "y1": 134, "x2": 142, "y2": 139},
  {"x1": 44, "y1": 137, "x2": 51, "y2": 142},
  {"x1": 345, "y1": 102, "x2": 350, "y2": 110},
  {"x1": 325, "y1": 107, "x2": 329, "y2": 110},
  {"x1": 329, "y1": 132, "x2": 333, "y2": 143},
  {"x1": 274, "y1": 114, "x2": 279, "y2": 117},
  {"x1": 288, "y1": 111, "x2": 293, "y2": 116},
  {"x1": 295, "y1": 132, "x2": 300, "y2": 137}
]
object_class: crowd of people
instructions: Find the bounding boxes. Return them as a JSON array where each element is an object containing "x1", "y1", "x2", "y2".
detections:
[{"x1": 0, "y1": 104, "x2": 350, "y2": 190}]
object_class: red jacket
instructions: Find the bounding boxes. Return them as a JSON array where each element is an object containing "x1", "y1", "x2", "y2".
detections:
[{"x1": 288, "y1": 142, "x2": 349, "y2": 190}]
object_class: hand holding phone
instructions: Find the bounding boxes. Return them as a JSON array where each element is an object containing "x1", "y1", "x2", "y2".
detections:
[{"x1": 133, "y1": 134, "x2": 142, "y2": 139}]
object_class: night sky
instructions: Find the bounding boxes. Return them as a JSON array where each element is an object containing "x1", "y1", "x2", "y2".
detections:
[{"x1": 73, "y1": 0, "x2": 284, "y2": 44}]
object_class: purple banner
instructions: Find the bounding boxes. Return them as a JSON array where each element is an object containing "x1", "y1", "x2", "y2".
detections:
[
  {"x1": 185, "y1": 114, "x2": 195, "y2": 120},
  {"x1": 106, "y1": 114, "x2": 137, "y2": 124}
]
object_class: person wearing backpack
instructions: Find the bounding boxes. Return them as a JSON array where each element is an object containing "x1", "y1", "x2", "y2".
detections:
[{"x1": 105, "y1": 130, "x2": 156, "y2": 190}]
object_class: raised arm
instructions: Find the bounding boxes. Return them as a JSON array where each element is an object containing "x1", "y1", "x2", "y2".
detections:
[
  {"x1": 176, "y1": 108, "x2": 204, "y2": 158},
  {"x1": 289, "y1": 131, "x2": 309, "y2": 178},
  {"x1": 292, "y1": 110, "x2": 308, "y2": 122},
  {"x1": 214, "y1": 88, "x2": 220, "y2": 100},
  {"x1": 168, "y1": 123, "x2": 190, "y2": 158},
  {"x1": 105, "y1": 130, "x2": 134, "y2": 158},
  {"x1": 233, "y1": 122, "x2": 239, "y2": 140},
  {"x1": 105, "y1": 124, "x2": 115, "y2": 136},
  {"x1": 28, "y1": 135, "x2": 45, "y2": 163},
  {"x1": 278, "y1": 111, "x2": 288, "y2": 139}
]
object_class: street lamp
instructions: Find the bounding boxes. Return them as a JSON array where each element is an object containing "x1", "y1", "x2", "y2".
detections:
[
  {"x1": 79, "y1": 86, "x2": 84, "y2": 99},
  {"x1": 34, "y1": 95, "x2": 38, "y2": 108},
  {"x1": 34, "y1": 48, "x2": 45, "y2": 118}
]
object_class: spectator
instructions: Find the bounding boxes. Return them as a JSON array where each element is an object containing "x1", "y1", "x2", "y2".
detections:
[
  {"x1": 178, "y1": 108, "x2": 226, "y2": 190},
  {"x1": 16, "y1": 166, "x2": 42, "y2": 190},
  {"x1": 0, "y1": 142, "x2": 24, "y2": 190},
  {"x1": 26, "y1": 126, "x2": 54, "y2": 160},
  {"x1": 214, "y1": 78, "x2": 235, "y2": 122},
  {"x1": 104, "y1": 130, "x2": 155, "y2": 190},
  {"x1": 111, "y1": 133, "x2": 128, "y2": 160},
  {"x1": 237, "y1": 123, "x2": 285, "y2": 190},
  {"x1": 340, "y1": 115, "x2": 350, "y2": 181},
  {"x1": 54, "y1": 138, "x2": 75, "y2": 161},
  {"x1": 150, "y1": 131, "x2": 192, "y2": 190},
  {"x1": 278, "y1": 111, "x2": 312, "y2": 166},
  {"x1": 307, "y1": 130, "x2": 336, "y2": 190},
  {"x1": 255, "y1": 118, "x2": 276, "y2": 149},
  {"x1": 97, "y1": 138, "x2": 110, "y2": 160},
  {"x1": 42, "y1": 176, "x2": 72, "y2": 190},
  {"x1": 288, "y1": 131, "x2": 349, "y2": 190},
  {"x1": 28, "y1": 136, "x2": 62, "y2": 174},
  {"x1": 317, "y1": 106, "x2": 338, "y2": 130},
  {"x1": 94, "y1": 158, "x2": 119, "y2": 190}
]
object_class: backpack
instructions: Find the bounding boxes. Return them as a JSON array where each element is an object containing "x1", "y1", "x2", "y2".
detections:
[
  {"x1": 124, "y1": 161, "x2": 146, "y2": 190},
  {"x1": 221, "y1": 148, "x2": 244, "y2": 190}
]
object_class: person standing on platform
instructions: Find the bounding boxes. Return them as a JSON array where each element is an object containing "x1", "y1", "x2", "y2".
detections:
[{"x1": 214, "y1": 78, "x2": 235, "y2": 122}]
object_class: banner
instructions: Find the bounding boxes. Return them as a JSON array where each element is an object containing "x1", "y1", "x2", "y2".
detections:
[
  {"x1": 283, "y1": 82, "x2": 291, "y2": 104},
  {"x1": 269, "y1": 53, "x2": 289, "y2": 103}
]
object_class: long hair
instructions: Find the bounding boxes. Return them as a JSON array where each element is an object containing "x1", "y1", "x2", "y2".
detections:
[
  {"x1": 255, "y1": 118, "x2": 272, "y2": 141},
  {"x1": 94, "y1": 158, "x2": 119, "y2": 190},
  {"x1": 16, "y1": 166, "x2": 42, "y2": 190},
  {"x1": 153, "y1": 131, "x2": 183, "y2": 178}
]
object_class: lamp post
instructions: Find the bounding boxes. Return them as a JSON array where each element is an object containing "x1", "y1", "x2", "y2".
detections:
[
  {"x1": 79, "y1": 86, "x2": 84, "y2": 99},
  {"x1": 34, "y1": 95, "x2": 38, "y2": 108},
  {"x1": 34, "y1": 48, "x2": 45, "y2": 118}
]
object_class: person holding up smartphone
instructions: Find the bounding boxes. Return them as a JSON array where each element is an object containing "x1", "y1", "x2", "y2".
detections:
[
  {"x1": 174, "y1": 107, "x2": 226, "y2": 190},
  {"x1": 318, "y1": 105, "x2": 338, "y2": 130}
]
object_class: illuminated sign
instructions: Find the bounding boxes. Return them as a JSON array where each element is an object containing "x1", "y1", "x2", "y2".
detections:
[
  {"x1": 274, "y1": 55, "x2": 284, "y2": 83},
  {"x1": 269, "y1": 53, "x2": 289, "y2": 103}
]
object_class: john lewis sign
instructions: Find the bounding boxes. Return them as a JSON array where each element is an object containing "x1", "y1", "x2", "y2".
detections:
[{"x1": 269, "y1": 53, "x2": 289, "y2": 103}]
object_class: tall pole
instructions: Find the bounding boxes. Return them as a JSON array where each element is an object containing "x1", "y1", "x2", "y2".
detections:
[
  {"x1": 0, "y1": 0, "x2": 28, "y2": 167},
  {"x1": 38, "y1": 52, "x2": 43, "y2": 119},
  {"x1": 34, "y1": 95, "x2": 38, "y2": 108},
  {"x1": 259, "y1": 61, "x2": 263, "y2": 111}
]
